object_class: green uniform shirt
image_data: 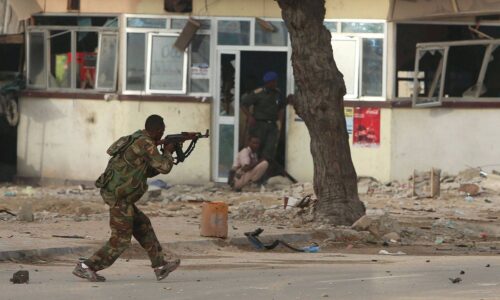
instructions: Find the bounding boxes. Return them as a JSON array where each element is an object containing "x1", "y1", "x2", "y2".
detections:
[
  {"x1": 96, "y1": 130, "x2": 174, "y2": 205},
  {"x1": 241, "y1": 87, "x2": 284, "y2": 121}
]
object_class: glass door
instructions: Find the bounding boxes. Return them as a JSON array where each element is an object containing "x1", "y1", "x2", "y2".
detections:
[{"x1": 213, "y1": 50, "x2": 240, "y2": 182}]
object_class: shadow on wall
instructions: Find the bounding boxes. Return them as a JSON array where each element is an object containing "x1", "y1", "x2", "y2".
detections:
[{"x1": 16, "y1": 100, "x2": 66, "y2": 181}]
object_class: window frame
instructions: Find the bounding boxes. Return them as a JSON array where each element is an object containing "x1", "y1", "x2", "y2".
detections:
[
  {"x1": 325, "y1": 19, "x2": 387, "y2": 101},
  {"x1": 145, "y1": 32, "x2": 188, "y2": 95},
  {"x1": 26, "y1": 19, "x2": 120, "y2": 92},
  {"x1": 412, "y1": 39, "x2": 500, "y2": 107},
  {"x1": 95, "y1": 32, "x2": 119, "y2": 91},
  {"x1": 122, "y1": 14, "x2": 213, "y2": 96}
]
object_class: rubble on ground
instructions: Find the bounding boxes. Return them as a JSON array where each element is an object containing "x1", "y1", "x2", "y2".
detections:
[{"x1": 0, "y1": 167, "x2": 499, "y2": 250}]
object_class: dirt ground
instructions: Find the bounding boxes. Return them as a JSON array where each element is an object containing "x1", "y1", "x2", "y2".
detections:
[{"x1": 0, "y1": 168, "x2": 499, "y2": 257}]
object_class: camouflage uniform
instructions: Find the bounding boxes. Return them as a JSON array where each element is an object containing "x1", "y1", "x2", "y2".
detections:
[
  {"x1": 241, "y1": 87, "x2": 285, "y2": 160},
  {"x1": 84, "y1": 130, "x2": 174, "y2": 271}
]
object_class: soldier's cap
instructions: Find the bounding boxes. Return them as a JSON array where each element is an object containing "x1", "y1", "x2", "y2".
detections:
[{"x1": 263, "y1": 71, "x2": 278, "y2": 83}]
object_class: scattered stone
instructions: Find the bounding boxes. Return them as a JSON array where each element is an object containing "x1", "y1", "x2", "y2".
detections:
[
  {"x1": 378, "y1": 250, "x2": 406, "y2": 256},
  {"x1": 322, "y1": 294, "x2": 329, "y2": 298},
  {"x1": 485, "y1": 264, "x2": 490, "y2": 268},
  {"x1": 352, "y1": 213, "x2": 401, "y2": 238},
  {"x1": 449, "y1": 277, "x2": 462, "y2": 284},
  {"x1": 233, "y1": 200, "x2": 265, "y2": 219},
  {"x1": 460, "y1": 270, "x2": 465, "y2": 275},
  {"x1": 459, "y1": 183, "x2": 481, "y2": 196},
  {"x1": 10, "y1": 270, "x2": 29, "y2": 284},
  {"x1": 382, "y1": 232, "x2": 400, "y2": 243},
  {"x1": 457, "y1": 168, "x2": 480, "y2": 182},
  {"x1": 17, "y1": 203, "x2": 34, "y2": 222}
]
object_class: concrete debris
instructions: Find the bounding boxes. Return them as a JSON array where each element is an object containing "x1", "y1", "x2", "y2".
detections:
[
  {"x1": 449, "y1": 277, "x2": 462, "y2": 284},
  {"x1": 10, "y1": 270, "x2": 29, "y2": 284},
  {"x1": 351, "y1": 213, "x2": 401, "y2": 238},
  {"x1": 233, "y1": 200, "x2": 265, "y2": 220},
  {"x1": 459, "y1": 183, "x2": 481, "y2": 196},
  {"x1": 382, "y1": 232, "x2": 401, "y2": 243},
  {"x1": 17, "y1": 203, "x2": 34, "y2": 222},
  {"x1": 378, "y1": 250, "x2": 406, "y2": 255},
  {"x1": 457, "y1": 168, "x2": 481, "y2": 182}
]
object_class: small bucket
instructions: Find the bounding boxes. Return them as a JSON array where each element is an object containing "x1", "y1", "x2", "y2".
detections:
[{"x1": 200, "y1": 202, "x2": 228, "y2": 238}]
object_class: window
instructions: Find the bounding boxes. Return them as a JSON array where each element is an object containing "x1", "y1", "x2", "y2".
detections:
[
  {"x1": 398, "y1": 24, "x2": 500, "y2": 106},
  {"x1": 332, "y1": 38, "x2": 359, "y2": 98},
  {"x1": 413, "y1": 40, "x2": 500, "y2": 107},
  {"x1": 147, "y1": 34, "x2": 187, "y2": 94},
  {"x1": 126, "y1": 33, "x2": 146, "y2": 91},
  {"x1": 217, "y1": 20, "x2": 250, "y2": 45},
  {"x1": 124, "y1": 16, "x2": 212, "y2": 95},
  {"x1": 328, "y1": 20, "x2": 386, "y2": 99},
  {"x1": 27, "y1": 31, "x2": 46, "y2": 87},
  {"x1": 255, "y1": 21, "x2": 288, "y2": 46},
  {"x1": 26, "y1": 16, "x2": 119, "y2": 92}
]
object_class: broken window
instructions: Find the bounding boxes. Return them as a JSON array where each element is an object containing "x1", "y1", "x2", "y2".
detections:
[
  {"x1": 396, "y1": 23, "x2": 500, "y2": 101},
  {"x1": 412, "y1": 39, "x2": 500, "y2": 106},
  {"x1": 96, "y1": 33, "x2": 118, "y2": 90},
  {"x1": 26, "y1": 16, "x2": 119, "y2": 91},
  {"x1": 413, "y1": 47, "x2": 446, "y2": 106},
  {"x1": 49, "y1": 30, "x2": 72, "y2": 89}
]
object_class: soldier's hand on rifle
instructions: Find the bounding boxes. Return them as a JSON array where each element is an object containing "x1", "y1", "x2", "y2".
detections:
[{"x1": 164, "y1": 142, "x2": 176, "y2": 154}]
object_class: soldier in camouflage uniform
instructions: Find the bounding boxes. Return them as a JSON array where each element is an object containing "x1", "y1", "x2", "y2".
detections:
[
  {"x1": 73, "y1": 115, "x2": 180, "y2": 282},
  {"x1": 241, "y1": 71, "x2": 286, "y2": 162}
]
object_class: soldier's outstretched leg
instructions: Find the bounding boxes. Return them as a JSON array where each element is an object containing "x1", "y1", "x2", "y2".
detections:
[
  {"x1": 74, "y1": 200, "x2": 134, "y2": 282},
  {"x1": 131, "y1": 205, "x2": 180, "y2": 280}
]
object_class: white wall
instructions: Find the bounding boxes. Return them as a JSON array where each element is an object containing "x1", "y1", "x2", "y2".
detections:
[
  {"x1": 390, "y1": 108, "x2": 500, "y2": 180},
  {"x1": 17, "y1": 98, "x2": 212, "y2": 184},
  {"x1": 286, "y1": 107, "x2": 392, "y2": 183}
]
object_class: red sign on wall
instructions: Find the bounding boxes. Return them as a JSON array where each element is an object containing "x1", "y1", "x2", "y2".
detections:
[{"x1": 353, "y1": 107, "x2": 380, "y2": 147}]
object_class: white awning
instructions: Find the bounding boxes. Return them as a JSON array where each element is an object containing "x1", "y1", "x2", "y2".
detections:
[{"x1": 390, "y1": 0, "x2": 500, "y2": 21}]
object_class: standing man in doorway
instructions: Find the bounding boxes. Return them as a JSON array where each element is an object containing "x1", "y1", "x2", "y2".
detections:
[
  {"x1": 72, "y1": 115, "x2": 180, "y2": 282},
  {"x1": 241, "y1": 71, "x2": 286, "y2": 163}
]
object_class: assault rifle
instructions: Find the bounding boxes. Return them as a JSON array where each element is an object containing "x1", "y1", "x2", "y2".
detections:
[{"x1": 158, "y1": 129, "x2": 209, "y2": 165}]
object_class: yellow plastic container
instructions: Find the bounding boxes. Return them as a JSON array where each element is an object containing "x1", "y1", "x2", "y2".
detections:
[{"x1": 200, "y1": 202, "x2": 228, "y2": 238}]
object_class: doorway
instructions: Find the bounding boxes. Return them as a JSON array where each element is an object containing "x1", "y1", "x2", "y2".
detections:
[{"x1": 214, "y1": 49, "x2": 288, "y2": 182}]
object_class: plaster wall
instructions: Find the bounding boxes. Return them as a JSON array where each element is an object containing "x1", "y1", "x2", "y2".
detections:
[
  {"x1": 35, "y1": 0, "x2": 389, "y2": 19},
  {"x1": 286, "y1": 107, "x2": 392, "y2": 183},
  {"x1": 17, "y1": 98, "x2": 211, "y2": 184},
  {"x1": 390, "y1": 108, "x2": 500, "y2": 181}
]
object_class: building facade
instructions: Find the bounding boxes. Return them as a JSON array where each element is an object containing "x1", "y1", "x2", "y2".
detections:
[{"x1": 9, "y1": 0, "x2": 500, "y2": 184}]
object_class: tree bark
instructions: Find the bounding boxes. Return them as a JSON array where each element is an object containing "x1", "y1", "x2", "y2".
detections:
[{"x1": 277, "y1": 0, "x2": 365, "y2": 225}]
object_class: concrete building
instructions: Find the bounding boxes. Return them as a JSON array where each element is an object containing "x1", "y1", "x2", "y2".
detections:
[{"x1": 7, "y1": 0, "x2": 500, "y2": 184}]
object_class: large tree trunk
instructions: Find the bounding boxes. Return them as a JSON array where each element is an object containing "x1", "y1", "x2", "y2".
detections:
[{"x1": 277, "y1": 0, "x2": 365, "y2": 225}]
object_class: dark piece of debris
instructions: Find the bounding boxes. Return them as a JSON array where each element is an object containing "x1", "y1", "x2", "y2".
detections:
[
  {"x1": 10, "y1": 270, "x2": 29, "y2": 284},
  {"x1": 449, "y1": 277, "x2": 462, "y2": 284},
  {"x1": 460, "y1": 270, "x2": 465, "y2": 275},
  {"x1": 485, "y1": 264, "x2": 491, "y2": 267},
  {"x1": 52, "y1": 235, "x2": 85, "y2": 239},
  {"x1": 0, "y1": 209, "x2": 16, "y2": 216}
]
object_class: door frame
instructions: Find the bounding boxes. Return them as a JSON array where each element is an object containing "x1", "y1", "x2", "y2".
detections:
[{"x1": 212, "y1": 46, "x2": 291, "y2": 182}]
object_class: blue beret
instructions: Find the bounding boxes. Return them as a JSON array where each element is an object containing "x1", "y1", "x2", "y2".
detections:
[{"x1": 263, "y1": 71, "x2": 278, "y2": 83}]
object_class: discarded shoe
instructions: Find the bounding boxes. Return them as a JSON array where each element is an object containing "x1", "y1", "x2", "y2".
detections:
[
  {"x1": 72, "y1": 262, "x2": 106, "y2": 282},
  {"x1": 154, "y1": 259, "x2": 181, "y2": 281}
]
